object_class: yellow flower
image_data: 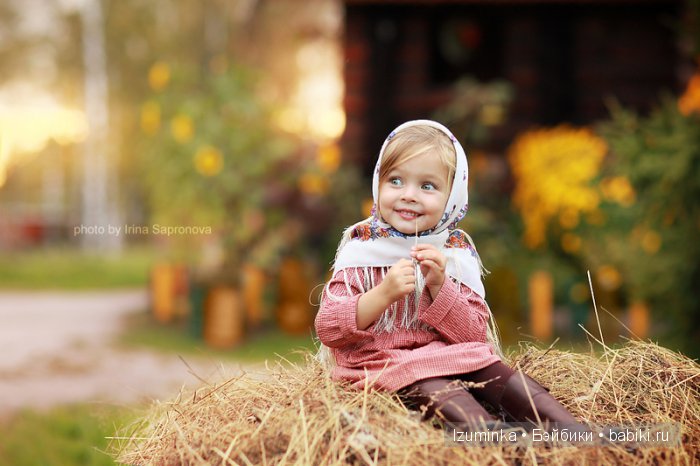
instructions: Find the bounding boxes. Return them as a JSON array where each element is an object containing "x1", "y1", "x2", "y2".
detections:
[
  {"x1": 641, "y1": 230, "x2": 662, "y2": 254},
  {"x1": 561, "y1": 233, "x2": 581, "y2": 254},
  {"x1": 559, "y1": 208, "x2": 580, "y2": 229},
  {"x1": 508, "y1": 126, "x2": 607, "y2": 248},
  {"x1": 298, "y1": 172, "x2": 328, "y2": 196},
  {"x1": 601, "y1": 176, "x2": 635, "y2": 206},
  {"x1": 171, "y1": 115, "x2": 194, "y2": 144},
  {"x1": 148, "y1": 61, "x2": 170, "y2": 92},
  {"x1": 597, "y1": 265, "x2": 622, "y2": 290},
  {"x1": 679, "y1": 72, "x2": 700, "y2": 116},
  {"x1": 317, "y1": 143, "x2": 341, "y2": 174},
  {"x1": 140, "y1": 101, "x2": 160, "y2": 135},
  {"x1": 193, "y1": 145, "x2": 223, "y2": 176}
]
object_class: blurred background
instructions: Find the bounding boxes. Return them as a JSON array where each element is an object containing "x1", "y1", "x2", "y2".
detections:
[{"x1": 0, "y1": 0, "x2": 699, "y2": 463}]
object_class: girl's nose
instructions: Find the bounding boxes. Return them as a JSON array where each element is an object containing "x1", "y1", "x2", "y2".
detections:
[{"x1": 401, "y1": 185, "x2": 418, "y2": 202}]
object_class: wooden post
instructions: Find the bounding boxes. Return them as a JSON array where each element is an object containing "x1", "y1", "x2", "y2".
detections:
[
  {"x1": 529, "y1": 271, "x2": 553, "y2": 341},
  {"x1": 204, "y1": 286, "x2": 244, "y2": 348},
  {"x1": 151, "y1": 263, "x2": 175, "y2": 323},
  {"x1": 243, "y1": 264, "x2": 266, "y2": 330},
  {"x1": 276, "y1": 258, "x2": 313, "y2": 335},
  {"x1": 628, "y1": 301, "x2": 650, "y2": 339}
]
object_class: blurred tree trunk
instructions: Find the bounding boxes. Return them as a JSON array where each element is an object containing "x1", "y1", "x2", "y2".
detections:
[{"x1": 81, "y1": 0, "x2": 122, "y2": 252}]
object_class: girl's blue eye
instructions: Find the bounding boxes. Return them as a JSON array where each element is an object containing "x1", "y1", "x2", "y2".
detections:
[
  {"x1": 421, "y1": 182, "x2": 436, "y2": 191},
  {"x1": 389, "y1": 177, "x2": 403, "y2": 186}
]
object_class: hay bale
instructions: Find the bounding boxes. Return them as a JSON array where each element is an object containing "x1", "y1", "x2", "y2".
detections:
[{"x1": 112, "y1": 341, "x2": 700, "y2": 465}]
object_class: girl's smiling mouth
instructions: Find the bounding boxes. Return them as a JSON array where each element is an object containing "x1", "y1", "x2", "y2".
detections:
[{"x1": 396, "y1": 209, "x2": 421, "y2": 220}]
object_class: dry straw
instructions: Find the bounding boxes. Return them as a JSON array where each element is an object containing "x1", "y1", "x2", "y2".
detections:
[{"x1": 111, "y1": 338, "x2": 700, "y2": 465}]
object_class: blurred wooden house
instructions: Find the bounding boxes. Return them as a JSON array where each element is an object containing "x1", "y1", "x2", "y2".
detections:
[{"x1": 341, "y1": 0, "x2": 687, "y2": 174}]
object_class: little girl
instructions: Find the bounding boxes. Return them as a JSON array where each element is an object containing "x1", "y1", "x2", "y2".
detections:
[{"x1": 315, "y1": 120, "x2": 583, "y2": 431}]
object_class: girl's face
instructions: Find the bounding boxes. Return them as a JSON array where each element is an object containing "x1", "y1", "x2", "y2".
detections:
[{"x1": 378, "y1": 153, "x2": 450, "y2": 234}]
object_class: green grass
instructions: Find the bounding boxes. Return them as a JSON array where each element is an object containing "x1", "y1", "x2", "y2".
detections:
[
  {"x1": 0, "y1": 404, "x2": 138, "y2": 466},
  {"x1": 120, "y1": 312, "x2": 318, "y2": 364},
  {"x1": 0, "y1": 247, "x2": 156, "y2": 290},
  {"x1": 0, "y1": 321, "x2": 316, "y2": 466}
]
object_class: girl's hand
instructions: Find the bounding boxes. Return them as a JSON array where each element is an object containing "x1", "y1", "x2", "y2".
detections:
[
  {"x1": 356, "y1": 259, "x2": 415, "y2": 330},
  {"x1": 411, "y1": 244, "x2": 446, "y2": 298},
  {"x1": 379, "y1": 258, "x2": 416, "y2": 303}
]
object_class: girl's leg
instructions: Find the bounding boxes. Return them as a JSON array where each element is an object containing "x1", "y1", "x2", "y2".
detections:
[
  {"x1": 455, "y1": 361, "x2": 513, "y2": 408},
  {"x1": 399, "y1": 377, "x2": 497, "y2": 429},
  {"x1": 458, "y1": 362, "x2": 582, "y2": 427}
]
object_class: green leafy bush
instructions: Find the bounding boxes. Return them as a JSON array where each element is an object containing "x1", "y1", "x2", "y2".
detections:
[
  {"x1": 590, "y1": 97, "x2": 700, "y2": 355},
  {"x1": 138, "y1": 62, "x2": 305, "y2": 283}
]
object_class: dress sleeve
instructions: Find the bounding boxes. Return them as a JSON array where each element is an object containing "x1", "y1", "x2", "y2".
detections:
[
  {"x1": 314, "y1": 268, "x2": 375, "y2": 348},
  {"x1": 417, "y1": 277, "x2": 490, "y2": 344}
]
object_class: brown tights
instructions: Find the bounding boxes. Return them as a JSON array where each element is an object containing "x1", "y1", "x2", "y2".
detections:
[
  {"x1": 398, "y1": 362, "x2": 514, "y2": 428},
  {"x1": 399, "y1": 362, "x2": 582, "y2": 430}
]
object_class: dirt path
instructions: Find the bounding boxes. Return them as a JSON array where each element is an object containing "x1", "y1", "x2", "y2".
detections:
[{"x1": 0, "y1": 289, "x2": 255, "y2": 418}]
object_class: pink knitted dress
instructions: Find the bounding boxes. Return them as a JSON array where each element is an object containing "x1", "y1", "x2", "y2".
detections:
[{"x1": 314, "y1": 267, "x2": 501, "y2": 392}]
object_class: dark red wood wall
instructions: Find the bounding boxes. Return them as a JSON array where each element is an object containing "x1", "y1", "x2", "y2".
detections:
[{"x1": 342, "y1": 1, "x2": 684, "y2": 175}]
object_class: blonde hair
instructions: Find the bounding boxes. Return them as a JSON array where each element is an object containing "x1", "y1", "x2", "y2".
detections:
[{"x1": 379, "y1": 125, "x2": 457, "y2": 187}]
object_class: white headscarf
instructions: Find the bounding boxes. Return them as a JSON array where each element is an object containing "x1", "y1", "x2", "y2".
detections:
[{"x1": 333, "y1": 119, "x2": 486, "y2": 300}]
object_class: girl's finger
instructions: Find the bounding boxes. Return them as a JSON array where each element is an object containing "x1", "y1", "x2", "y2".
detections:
[
  {"x1": 420, "y1": 259, "x2": 442, "y2": 273},
  {"x1": 417, "y1": 255, "x2": 444, "y2": 270},
  {"x1": 419, "y1": 261, "x2": 433, "y2": 274}
]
